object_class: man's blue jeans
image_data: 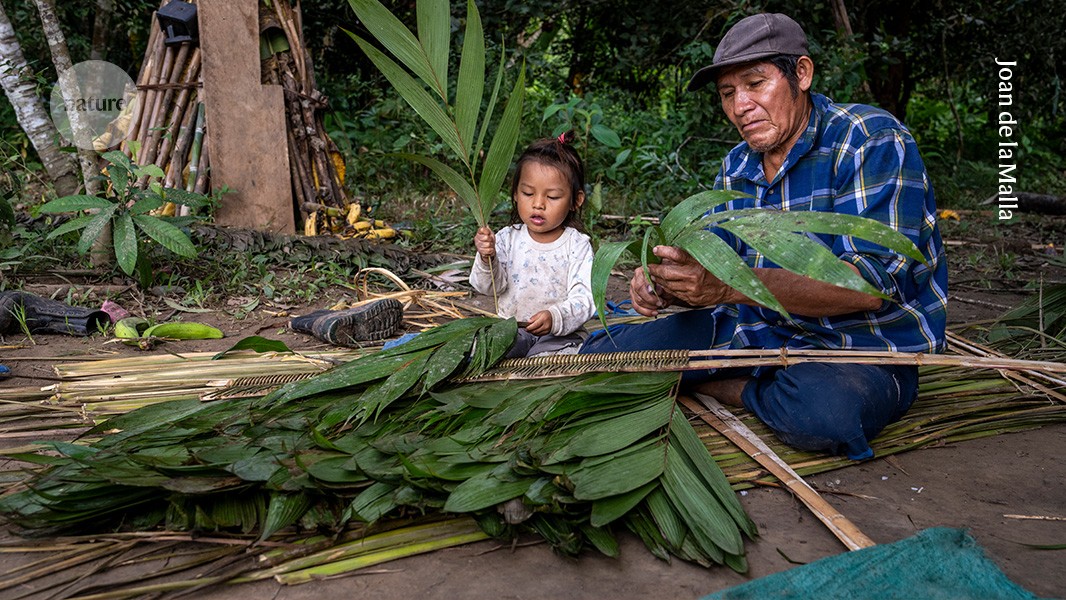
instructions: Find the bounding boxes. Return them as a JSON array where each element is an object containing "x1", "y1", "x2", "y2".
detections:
[{"x1": 580, "y1": 308, "x2": 918, "y2": 460}]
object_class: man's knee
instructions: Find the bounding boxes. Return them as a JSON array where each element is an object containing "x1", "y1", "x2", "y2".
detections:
[{"x1": 742, "y1": 363, "x2": 917, "y2": 460}]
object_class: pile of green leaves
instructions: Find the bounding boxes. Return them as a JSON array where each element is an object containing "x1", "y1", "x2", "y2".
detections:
[{"x1": 0, "y1": 317, "x2": 755, "y2": 571}]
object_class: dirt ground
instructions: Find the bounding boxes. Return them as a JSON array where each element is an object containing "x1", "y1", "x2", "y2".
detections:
[{"x1": 1, "y1": 212, "x2": 1064, "y2": 599}]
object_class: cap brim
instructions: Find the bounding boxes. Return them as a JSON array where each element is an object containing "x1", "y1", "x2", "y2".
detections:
[{"x1": 685, "y1": 50, "x2": 785, "y2": 92}]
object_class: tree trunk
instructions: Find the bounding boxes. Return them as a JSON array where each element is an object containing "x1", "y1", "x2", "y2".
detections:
[
  {"x1": 31, "y1": 0, "x2": 111, "y2": 267},
  {"x1": 90, "y1": 0, "x2": 113, "y2": 61},
  {"x1": 0, "y1": 0, "x2": 79, "y2": 195}
]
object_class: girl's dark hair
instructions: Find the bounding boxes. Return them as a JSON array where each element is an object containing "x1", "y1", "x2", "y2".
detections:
[{"x1": 509, "y1": 130, "x2": 586, "y2": 231}]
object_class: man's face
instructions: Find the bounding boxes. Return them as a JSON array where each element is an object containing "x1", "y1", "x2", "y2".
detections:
[{"x1": 716, "y1": 60, "x2": 811, "y2": 155}]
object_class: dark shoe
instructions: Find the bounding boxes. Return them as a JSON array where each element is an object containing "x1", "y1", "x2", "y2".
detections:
[
  {"x1": 289, "y1": 299, "x2": 403, "y2": 346},
  {"x1": 0, "y1": 291, "x2": 110, "y2": 336}
]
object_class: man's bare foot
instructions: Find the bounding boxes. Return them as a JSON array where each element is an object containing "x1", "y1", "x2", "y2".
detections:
[{"x1": 690, "y1": 377, "x2": 750, "y2": 407}]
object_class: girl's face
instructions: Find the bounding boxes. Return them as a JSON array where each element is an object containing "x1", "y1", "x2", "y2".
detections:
[{"x1": 514, "y1": 161, "x2": 584, "y2": 243}]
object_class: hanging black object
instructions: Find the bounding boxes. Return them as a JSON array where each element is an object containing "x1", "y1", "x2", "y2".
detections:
[{"x1": 156, "y1": 1, "x2": 199, "y2": 47}]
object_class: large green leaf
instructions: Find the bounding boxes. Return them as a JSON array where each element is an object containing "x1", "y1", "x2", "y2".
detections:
[
  {"x1": 474, "y1": 43, "x2": 506, "y2": 170},
  {"x1": 160, "y1": 187, "x2": 209, "y2": 209},
  {"x1": 77, "y1": 204, "x2": 117, "y2": 255},
  {"x1": 46, "y1": 214, "x2": 94, "y2": 239},
  {"x1": 444, "y1": 471, "x2": 535, "y2": 512},
  {"x1": 659, "y1": 190, "x2": 746, "y2": 241},
  {"x1": 416, "y1": 0, "x2": 450, "y2": 99},
  {"x1": 719, "y1": 219, "x2": 888, "y2": 299},
  {"x1": 131, "y1": 214, "x2": 196, "y2": 258},
  {"x1": 260, "y1": 492, "x2": 313, "y2": 540},
  {"x1": 551, "y1": 394, "x2": 673, "y2": 461},
  {"x1": 590, "y1": 239, "x2": 641, "y2": 327},
  {"x1": 454, "y1": 0, "x2": 484, "y2": 162},
  {"x1": 673, "y1": 228, "x2": 786, "y2": 315},
  {"x1": 476, "y1": 66, "x2": 525, "y2": 223},
  {"x1": 589, "y1": 480, "x2": 658, "y2": 527},
  {"x1": 746, "y1": 210, "x2": 926, "y2": 264},
  {"x1": 347, "y1": 0, "x2": 437, "y2": 86},
  {"x1": 661, "y1": 444, "x2": 743, "y2": 557},
  {"x1": 39, "y1": 195, "x2": 113, "y2": 213},
  {"x1": 348, "y1": 33, "x2": 465, "y2": 161},
  {"x1": 112, "y1": 211, "x2": 138, "y2": 275},
  {"x1": 393, "y1": 153, "x2": 480, "y2": 225},
  {"x1": 569, "y1": 439, "x2": 666, "y2": 501}
]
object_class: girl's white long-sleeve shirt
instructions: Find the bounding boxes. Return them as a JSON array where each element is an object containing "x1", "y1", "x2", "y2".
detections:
[{"x1": 469, "y1": 225, "x2": 595, "y2": 337}]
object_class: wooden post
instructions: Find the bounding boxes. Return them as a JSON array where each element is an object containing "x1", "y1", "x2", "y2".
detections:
[{"x1": 199, "y1": 0, "x2": 294, "y2": 233}]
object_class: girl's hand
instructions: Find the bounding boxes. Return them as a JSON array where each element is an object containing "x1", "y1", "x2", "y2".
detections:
[
  {"x1": 525, "y1": 310, "x2": 552, "y2": 336},
  {"x1": 474, "y1": 226, "x2": 496, "y2": 262}
]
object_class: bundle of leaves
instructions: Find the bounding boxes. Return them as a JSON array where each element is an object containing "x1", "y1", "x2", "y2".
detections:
[{"x1": 0, "y1": 317, "x2": 756, "y2": 571}]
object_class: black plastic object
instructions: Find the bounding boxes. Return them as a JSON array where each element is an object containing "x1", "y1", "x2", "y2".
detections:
[{"x1": 156, "y1": 1, "x2": 198, "y2": 47}]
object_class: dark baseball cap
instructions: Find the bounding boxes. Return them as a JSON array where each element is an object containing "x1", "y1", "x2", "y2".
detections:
[{"x1": 687, "y1": 13, "x2": 809, "y2": 92}]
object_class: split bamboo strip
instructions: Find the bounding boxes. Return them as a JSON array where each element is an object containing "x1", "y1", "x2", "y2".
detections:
[
  {"x1": 947, "y1": 330, "x2": 1066, "y2": 398},
  {"x1": 131, "y1": 16, "x2": 165, "y2": 152},
  {"x1": 682, "y1": 394, "x2": 877, "y2": 551},
  {"x1": 122, "y1": 10, "x2": 159, "y2": 149}
]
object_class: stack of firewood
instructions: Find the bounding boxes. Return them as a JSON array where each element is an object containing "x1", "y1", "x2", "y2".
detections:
[{"x1": 120, "y1": 0, "x2": 352, "y2": 227}]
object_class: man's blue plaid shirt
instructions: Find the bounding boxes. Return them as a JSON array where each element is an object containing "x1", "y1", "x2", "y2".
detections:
[{"x1": 706, "y1": 92, "x2": 948, "y2": 354}]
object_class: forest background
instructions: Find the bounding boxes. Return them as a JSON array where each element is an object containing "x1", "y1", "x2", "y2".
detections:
[{"x1": 1, "y1": 0, "x2": 1064, "y2": 258}]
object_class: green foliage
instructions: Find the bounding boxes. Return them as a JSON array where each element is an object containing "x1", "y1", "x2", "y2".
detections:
[
  {"x1": 590, "y1": 190, "x2": 925, "y2": 327},
  {"x1": 0, "y1": 317, "x2": 756, "y2": 570},
  {"x1": 346, "y1": 0, "x2": 526, "y2": 227},
  {"x1": 38, "y1": 151, "x2": 209, "y2": 285}
]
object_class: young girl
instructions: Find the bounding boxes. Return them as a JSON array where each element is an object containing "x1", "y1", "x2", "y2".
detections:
[{"x1": 469, "y1": 132, "x2": 595, "y2": 358}]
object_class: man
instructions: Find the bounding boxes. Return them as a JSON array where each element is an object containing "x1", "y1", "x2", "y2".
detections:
[{"x1": 580, "y1": 13, "x2": 948, "y2": 460}]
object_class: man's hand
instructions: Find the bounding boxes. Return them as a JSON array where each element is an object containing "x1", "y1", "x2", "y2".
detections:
[
  {"x1": 474, "y1": 226, "x2": 496, "y2": 262},
  {"x1": 629, "y1": 245, "x2": 734, "y2": 316},
  {"x1": 525, "y1": 310, "x2": 552, "y2": 336}
]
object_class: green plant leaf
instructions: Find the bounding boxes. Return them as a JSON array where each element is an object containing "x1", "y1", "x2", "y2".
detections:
[
  {"x1": 416, "y1": 0, "x2": 449, "y2": 99},
  {"x1": 454, "y1": 0, "x2": 484, "y2": 163},
  {"x1": 659, "y1": 190, "x2": 746, "y2": 241},
  {"x1": 101, "y1": 149, "x2": 132, "y2": 172},
  {"x1": 590, "y1": 239, "x2": 642, "y2": 328},
  {"x1": 590, "y1": 480, "x2": 658, "y2": 527},
  {"x1": 260, "y1": 492, "x2": 313, "y2": 541},
  {"x1": 719, "y1": 220, "x2": 889, "y2": 300},
  {"x1": 212, "y1": 336, "x2": 292, "y2": 360},
  {"x1": 477, "y1": 65, "x2": 525, "y2": 224},
  {"x1": 569, "y1": 439, "x2": 666, "y2": 501},
  {"x1": 749, "y1": 210, "x2": 926, "y2": 264},
  {"x1": 348, "y1": 33, "x2": 466, "y2": 161},
  {"x1": 391, "y1": 153, "x2": 480, "y2": 225},
  {"x1": 108, "y1": 162, "x2": 129, "y2": 196},
  {"x1": 131, "y1": 214, "x2": 197, "y2": 258},
  {"x1": 474, "y1": 43, "x2": 506, "y2": 170},
  {"x1": 673, "y1": 228, "x2": 786, "y2": 315},
  {"x1": 347, "y1": 0, "x2": 438, "y2": 89},
  {"x1": 112, "y1": 212, "x2": 138, "y2": 275},
  {"x1": 640, "y1": 225, "x2": 665, "y2": 292},
  {"x1": 590, "y1": 123, "x2": 621, "y2": 148},
  {"x1": 39, "y1": 195, "x2": 113, "y2": 213},
  {"x1": 444, "y1": 471, "x2": 534, "y2": 512},
  {"x1": 129, "y1": 194, "x2": 165, "y2": 215},
  {"x1": 46, "y1": 214, "x2": 94, "y2": 239},
  {"x1": 77, "y1": 204, "x2": 117, "y2": 255},
  {"x1": 134, "y1": 164, "x2": 165, "y2": 180}
]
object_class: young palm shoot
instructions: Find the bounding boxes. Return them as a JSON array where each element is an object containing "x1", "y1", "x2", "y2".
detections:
[{"x1": 346, "y1": 0, "x2": 524, "y2": 307}]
